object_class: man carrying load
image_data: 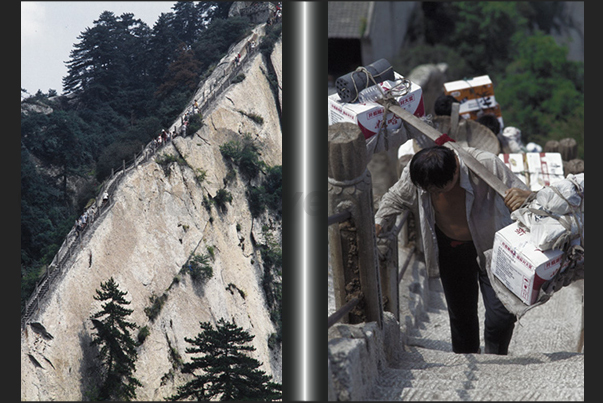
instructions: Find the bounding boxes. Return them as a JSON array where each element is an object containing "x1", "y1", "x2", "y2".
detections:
[{"x1": 374, "y1": 145, "x2": 531, "y2": 355}]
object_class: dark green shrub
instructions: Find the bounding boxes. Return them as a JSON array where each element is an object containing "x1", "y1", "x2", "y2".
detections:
[
  {"x1": 187, "y1": 113, "x2": 204, "y2": 134},
  {"x1": 219, "y1": 140, "x2": 242, "y2": 161},
  {"x1": 144, "y1": 292, "x2": 168, "y2": 322},
  {"x1": 213, "y1": 188, "x2": 233, "y2": 212},
  {"x1": 232, "y1": 73, "x2": 246, "y2": 84},
  {"x1": 137, "y1": 325, "x2": 150, "y2": 345},
  {"x1": 237, "y1": 110, "x2": 264, "y2": 125},
  {"x1": 181, "y1": 253, "x2": 213, "y2": 283}
]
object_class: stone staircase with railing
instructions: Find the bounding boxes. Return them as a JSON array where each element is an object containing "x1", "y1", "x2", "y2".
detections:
[{"x1": 328, "y1": 244, "x2": 584, "y2": 401}]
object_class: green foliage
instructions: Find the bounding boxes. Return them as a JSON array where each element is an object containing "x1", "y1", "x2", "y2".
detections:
[
  {"x1": 155, "y1": 45, "x2": 202, "y2": 99},
  {"x1": 227, "y1": 283, "x2": 246, "y2": 299},
  {"x1": 96, "y1": 140, "x2": 145, "y2": 181},
  {"x1": 219, "y1": 135, "x2": 264, "y2": 182},
  {"x1": 187, "y1": 112, "x2": 204, "y2": 134},
  {"x1": 192, "y1": 16, "x2": 253, "y2": 72},
  {"x1": 144, "y1": 292, "x2": 169, "y2": 322},
  {"x1": 213, "y1": 188, "x2": 233, "y2": 212},
  {"x1": 137, "y1": 325, "x2": 150, "y2": 345},
  {"x1": 206, "y1": 245, "x2": 215, "y2": 260},
  {"x1": 237, "y1": 109, "x2": 264, "y2": 125},
  {"x1": 219, "y1": 140, "x2": 242, "y2": 161},
  {"x1": 259, "y1": 228, "x2": 282, "y2": 344},
  {"x1": 395, "y1": 44, "x2": 469, "y2": 86},
  {"x1": 409, "y1": 2, "x2": 584, "y2": 158},
  {"x1": 247, "y1": 165, "x2": 282, "y2": 218},
  {"x1": 90, "y1": 277, "x2": 141, "y2": 401},
  {"x1": 232, "y1": 73, "x2": 246, "y2": 84},
  {"x1": 181, "y1": 253, "x2": 213, "y2": 283},
  {"x1": 495, "y1": 31, "x2": 584, "y2": 156},
  {"x1": 259, "y1": 21, "x2": 282, "y2": 57},
  {"x1": 166, "y1": 319, "x2": 282, "y2": 401},
  {"x1": 195, "y1": 168, "x2": 208, "y2": 184},
  {"x1": 156, "y1": 153, "x2": 187, "y2": 177}
]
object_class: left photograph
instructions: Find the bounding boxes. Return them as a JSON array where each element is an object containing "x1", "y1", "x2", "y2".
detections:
[{"x1": 21, "y1": 2, "x2": 282, "y2": 401}]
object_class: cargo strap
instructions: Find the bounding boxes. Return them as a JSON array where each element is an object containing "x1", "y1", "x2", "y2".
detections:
[
  {"x1": 383, "y1": 101, "x2": 511, "y2": 197},
  {"x1": 349, "y1": 65, "x2": 395, "y2": 103}
]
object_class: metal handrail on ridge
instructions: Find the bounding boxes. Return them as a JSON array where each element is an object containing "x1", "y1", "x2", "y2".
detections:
[{"x1": 21, "y1": 26, "x2": 267, "y2": 330}]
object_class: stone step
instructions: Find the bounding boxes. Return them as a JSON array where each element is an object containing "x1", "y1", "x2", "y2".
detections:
[
  {"x1": 390, "y1": 346, "x2": 584, "y2": 370},
  {"x1": 388, "y1": 387, "x2": 585, "y2": 401},
  {"x1": 375, "y1": 366, "x2": 583, "y2": 392},
  {"x1": 370, "y1": 347, "x2": 584, "y2": 400}
]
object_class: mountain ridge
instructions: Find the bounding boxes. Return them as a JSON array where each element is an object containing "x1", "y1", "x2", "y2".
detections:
[{"x1": 21, "y1": 23, "x2": 282, "y2": 401}]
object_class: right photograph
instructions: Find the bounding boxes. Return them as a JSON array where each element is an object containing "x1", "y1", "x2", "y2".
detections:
[{"x1": 327, "y1": 2, "x2": 584, "y2": 401}]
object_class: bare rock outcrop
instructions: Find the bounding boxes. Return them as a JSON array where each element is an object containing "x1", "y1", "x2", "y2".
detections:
[{"x1": 21, "y1": 27, "x2": 282, "y2": 401}]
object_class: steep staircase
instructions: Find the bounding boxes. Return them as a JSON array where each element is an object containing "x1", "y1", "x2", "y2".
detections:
[
  {"x1": 368, "y1": 250, "x2": 584, "y2": 401},
  {"x1": 21, "y1": 23, "x2": 270, "y2": 330}
]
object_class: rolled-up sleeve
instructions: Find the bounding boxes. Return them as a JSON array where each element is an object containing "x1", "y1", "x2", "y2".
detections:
[{"x1": 374, "y1": 164, "x2": 418, "y2": 227}]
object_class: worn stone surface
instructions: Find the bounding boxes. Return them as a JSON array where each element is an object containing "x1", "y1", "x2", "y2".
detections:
[
  {"x1": 329, "y1": 244, "x2": 584, "y2": 401},
  {"x1": 370, "y1": 248, "x2": 585, "y2": 401}
]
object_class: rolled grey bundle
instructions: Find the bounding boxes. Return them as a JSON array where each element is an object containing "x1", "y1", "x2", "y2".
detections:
[{"x1": 335, "y1": 59, "x2": 395, "y2": 103}]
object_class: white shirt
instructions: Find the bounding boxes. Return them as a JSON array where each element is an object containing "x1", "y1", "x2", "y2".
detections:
[{"x1": 374, "y1": 147, "x2": 529, "y2": 277}]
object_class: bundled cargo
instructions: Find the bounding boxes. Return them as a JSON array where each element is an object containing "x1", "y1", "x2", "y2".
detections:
[
  {"x1": 491, "y1": 173, "x2": 584, "y2": 305},
  {"x1": 525, "y1": 152, "x2": 565, "y2": 191},
  {"x1": 511, "y1": 173, "x2": 584, "y2": 250},
  {"x1": 328, "y1": 71, "x2": 425, "y2": 140},
  {"x1": 491, "y1": 223, "x2": 581, "y2": 305},
  {"x1": 498, "y1": 152, "x2": 565, "y2": 191},
  {"x1": 443, "y1": 75, "x2": 503, "y2": 130}
]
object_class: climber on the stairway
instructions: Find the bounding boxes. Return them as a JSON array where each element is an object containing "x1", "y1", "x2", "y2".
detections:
[{"x1": 374, "y1": 145, "x2": 532, "y2": 355}]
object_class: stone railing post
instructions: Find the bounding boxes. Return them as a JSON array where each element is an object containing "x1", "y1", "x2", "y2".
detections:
[
  {"x1": 328, "y1": 122, "x2": 383, "y2": 328},
  {"x1": 377, "y1": 231, "x2": 399, "y2": 321}
]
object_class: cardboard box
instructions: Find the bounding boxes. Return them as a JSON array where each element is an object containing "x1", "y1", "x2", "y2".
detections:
[
  {"x1": 525, "y1": 153, "x2": 565, "y2": 191},
  {"x1": 491, "y1": 222, "x2": 576, "y2": 305},
  {"x1": 498, "y1": 153, "x2": 528, "y2": 187},
  {"x1": 444, "y1": 75, "x2": 503, "y2": 130},
  {"x1": 498, "y1": 152, "x2": 564, "y2": 191},
  {"x1": 328, "y1": 72, "x2": 424, "y2": 140}
]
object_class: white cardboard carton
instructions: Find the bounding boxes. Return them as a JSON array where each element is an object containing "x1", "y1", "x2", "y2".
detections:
[
  {"x1": 443, "y1": 75, "x2": 504, "y2": 130},
  {"x1": 498, "y1": 152, "x2": 564, "y2": 191},
  {"x1": 491, "y1": 222, "x2": 575, "y2": 305},
  {"x1": 498, "y1": 153, "x2": 528, "y2": 187},
  {"x1": 525, "y1": 152, "x2": 565, "y2": 191},
  {"x1": 328, "y1": 72, "x2": 424, "y2": 140}
]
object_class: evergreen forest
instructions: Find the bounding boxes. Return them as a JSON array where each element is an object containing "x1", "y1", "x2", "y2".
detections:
[
  {"x1": 395, "y1": 2, "x2": 584, "y2": 156},
  {"x1": 20, "y1": 1, "x2": 262, "y2": 310}
]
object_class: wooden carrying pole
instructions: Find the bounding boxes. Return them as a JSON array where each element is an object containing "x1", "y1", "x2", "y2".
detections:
[{"x1": 385, "y1": 103, "x2": 510, "y2": 198}]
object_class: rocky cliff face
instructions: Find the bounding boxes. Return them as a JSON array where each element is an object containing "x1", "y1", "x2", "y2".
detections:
[{"x1": 21, "y1": 26, "x2": 282, "y2": 401}]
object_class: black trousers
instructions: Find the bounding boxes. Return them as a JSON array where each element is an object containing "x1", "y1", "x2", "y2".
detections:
[{"x1": 435, "y1": 225, "x2": 516, "y2": 355}]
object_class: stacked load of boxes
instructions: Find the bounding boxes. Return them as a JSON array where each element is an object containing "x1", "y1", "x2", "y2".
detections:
[{"x1": 443, "y1": 75, "x2": 504, "y2": 132}]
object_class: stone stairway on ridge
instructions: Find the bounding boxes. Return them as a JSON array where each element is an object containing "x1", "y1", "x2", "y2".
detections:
[{"x1": 367, "y1": 250, "x2": 584, "y2": 401}]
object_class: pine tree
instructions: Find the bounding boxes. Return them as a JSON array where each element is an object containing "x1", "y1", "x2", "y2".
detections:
[
  {"x1": 167, "y1": 318, "x2": 282, "y2": 401},
  {"x1": 63, "y1": 11, "x2": 150, "y2": 106},
  {"x1": 90, "y1": 277, "x2": 142, "y2": 401}
]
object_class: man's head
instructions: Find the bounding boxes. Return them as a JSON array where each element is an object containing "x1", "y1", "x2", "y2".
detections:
[
  {"x1": 434, "y1": 94, "x2": 459, "y2": 116},
  {"x1": 410, "y1": 146, "x2": 458, "y2": 193},
  {"x1": 476, "y1": 113, "x2": 501, "y2": 135}
]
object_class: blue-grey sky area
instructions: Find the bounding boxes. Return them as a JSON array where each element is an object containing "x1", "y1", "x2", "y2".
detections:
[{"x1": 21, "y1": 1, "x2": 176, "y2": 96}]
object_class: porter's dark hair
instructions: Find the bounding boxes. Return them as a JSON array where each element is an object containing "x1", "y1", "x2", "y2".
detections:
[
  {"x1": 434, "y1": 94, "x2": 458, "y2": 116},
  {"x1": 476, "y1": 113, "x2": 501, "y2": 135},
  {"x1": 409, "y1": 146, "x2": 456, "y2": 190}
]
